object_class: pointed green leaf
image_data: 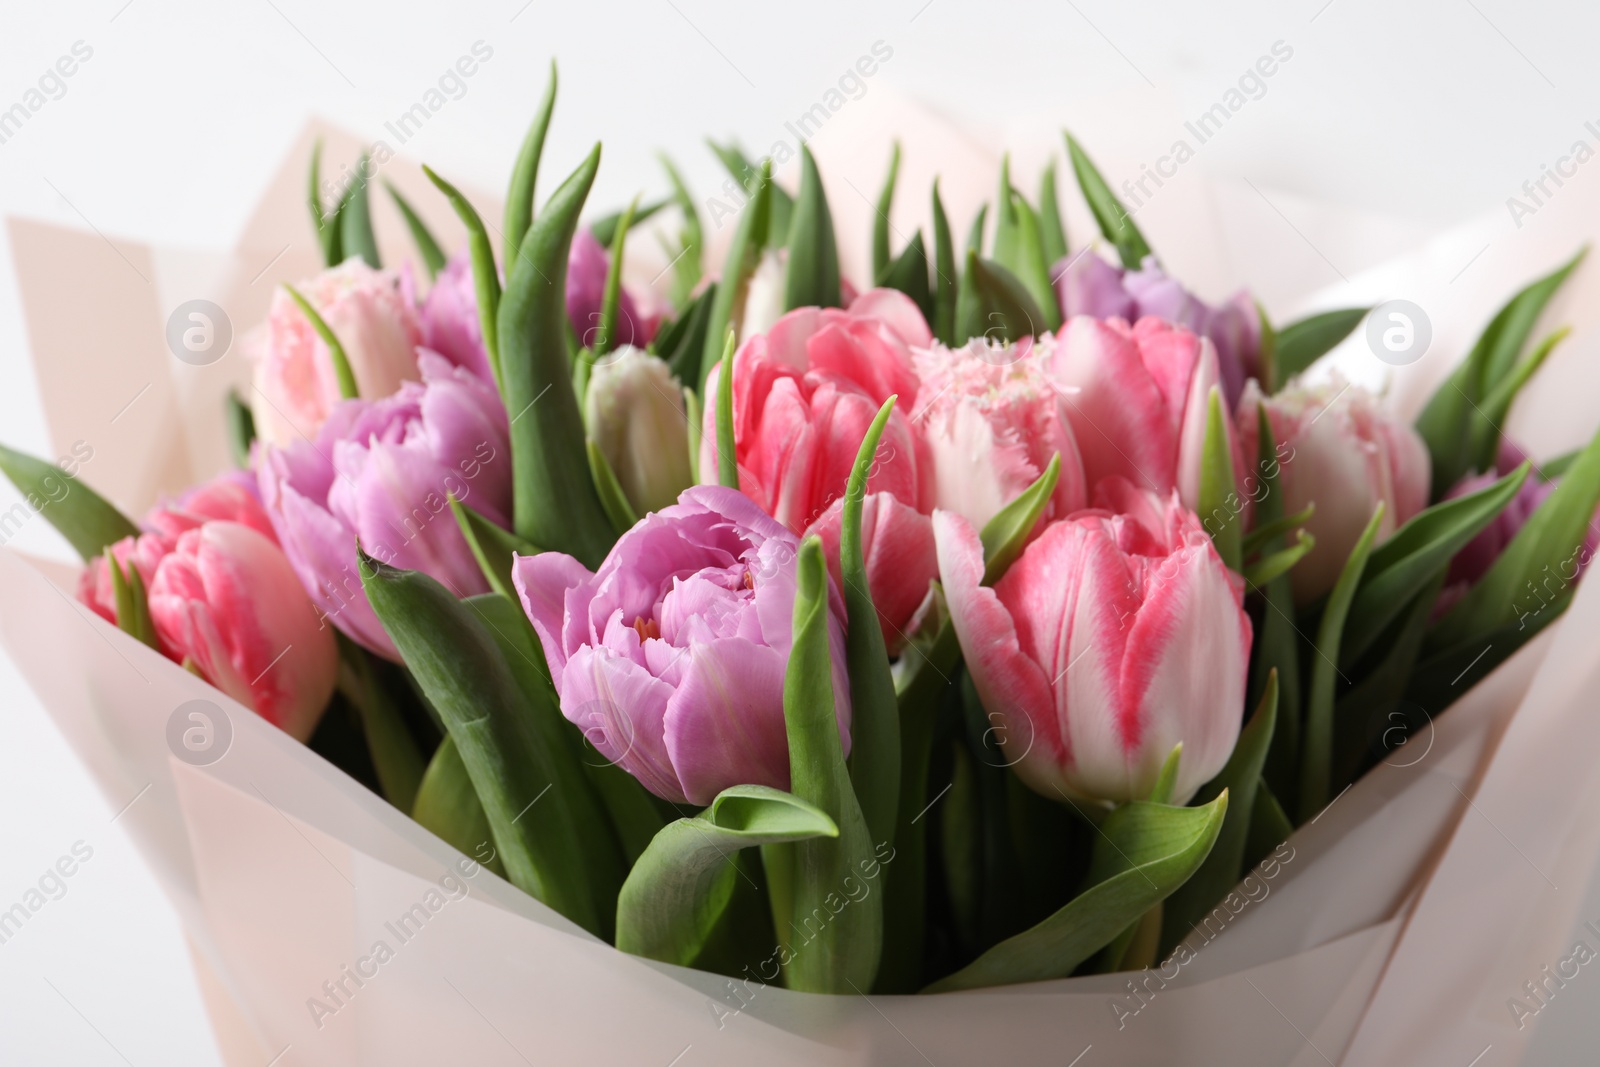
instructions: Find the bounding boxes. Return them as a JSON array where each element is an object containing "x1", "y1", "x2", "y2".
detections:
[
  {"x1": 1271, "y1": 307, "x2": 1368, "y2": 387},
  {"x1": 423, "y1": 166, "x2": 502, "y2": 388},
  {"x1": 594, "y1": 195, "x2": 639, "y2": 359},
  {"x1": 785, "y1": 146, "x2": 842, "y2": 311},
  {"x1": 699, "y1": 160, "x2": 772, "y2": 389},
  {"x1": 1242, "y1": 502, "x2": 1314, "y2": 559},
  {"x1": 771, "y1": 538, "x2": 882, "y2": 992},
  {"x1": 362, "y1": 557, "x2": 621, "y2": 937},
  {"x1": 308, "y1": 140, "x2": 340, "y2": 266},
  {"x1": 283, "y1": 284, "x2": 358, "y2": 399},
  {"x1": 498, "y1": 144, "x2": 616, "y2": 568},
  {"x1": 1468, "y1": 327, "x2": 1570, "y2": 470},
  {"x1": 1243, "y1": 530, "x2": 1314, "y2": 587},
  {"x1": 879, "y1": 231, "x2": 931, "y2": 322},
  {"x1": 1197, "y1": 387, "x2": 1241, "y2": 570},
  {"x1": 991, "y1": 155, "x2": 1019, "y2": 264},
  {"x1": 1299, "y1": 504, "x2": 1384, "y2": 822},
  {"x1": 336, "y1": 638, "x2": 425, "y2": 812},
  {"x1": 1333, "y1": 572, "x2": 1442, "y2": 784},
  {"x1": 1342, "y1": 461, "x2": 1530, "y2": 665},
  {"x1": 1149, "y1": 744, "x2": 1182, "y2": 805},
  {"x1": 0, "y1": 444, "x2": 138, "y2": 561},
  {"x1": 586, "y1": 438, "x2": 639, "y2": 535},
  {"x1": 931, "y1": 179, "x2": 957, "y2": 345},
  {"x1": 956, "y1": 252, "x2": 1047, "y2": 344},
  {"x1": 503, "y1": 61, "x2": 558, "y2": 275},
  {"x1": 339, "y1": 154, "x2": 380, "y2": 269},
  {"x1": 1162, "y1": 673, "x2": 1276, "y2": 953},
  {"x1": 617, "y1": 785, "x2": 837, "y2": 967},
  {"x1": 1038, "y1": 159, "x2": 1068, "y2": 264},
  {"x1": 658, "y1": 153, "x2": 703, "y2": 309},
  {"x1": 108, "y1": 555, "x2": 158, "y2": 649},
  {"x1": 925, "y1": 793, "x2": 1227, "y2": 992},
  {"x1": 412, "y1": 734, "x2": 505, "y2": 878},
  {"x1": 714, "y1": 330, "x2": 739, "y2": 489},
  {"x1": 1246, "y1": 406, "x2": 1300, "y2": 802},
  {"x1": 842, "y1": 398, "x2": 903, "y2": 853},
  {"x1": 980, "y1": 453, "x2": 1061, "y2": 585},
  {"x1": 965, "y1": 204, "x2": 988, "y2": 255},
  {"x1": 1064, "y1": 131, "x2": 1151, "y2": 269},
  {"x1": 225, "y1": 389, "x2": 256, "y2": 469},
  {"x1": 449, "y1": 495, "x2": 539, "y2": 603},
  {"x1": 998, "y1": 192, "x2": 1062, "y2": 330},
  {"x1": 590, "y1": 199, "x2": 665, "y2": 247},
  {"x1": 384, "y1": 182, "x2": 447, "y2": 279},
  {"x1": 708, "y1": 140, "x2": 792, "y2": 247},
  {"x1": 872, "y1": 142, "x2": 901, "y2": 282},
  {"x1": 1243, "y1": 777, "x2": 1293, "y2": 872}
]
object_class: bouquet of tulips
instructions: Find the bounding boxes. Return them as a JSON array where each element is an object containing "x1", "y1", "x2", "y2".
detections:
[{"x1": 6, "y1": 68, "x2": 1598, "y2": 1002}]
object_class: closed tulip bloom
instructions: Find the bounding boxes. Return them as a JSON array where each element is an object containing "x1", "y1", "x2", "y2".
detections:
[
  {"x1": 1238, "y1": 377, "x2": 1429, "y2": 603},
  {"x1": 567, "y1": 228, "x2": 657, "y2": 351},
  {"x1": 804, "y1": 491, "x2": 937, "y2": 654},
  {"x1": 584, "y1": 346, "x2": 694, "y2": 516},
  {"x1": 513, "y1": 486, "x2": 851, "y2": 805},
  {"x1": 1045, "y1": 315, "x2": 1238, "y2": 513},
  {"x1": 247, "y1": 260, "x2": 425, "y2": 446},
  {"x1": 934, "y1": 477, "x2": 1250, "y2": 804},
  {"x1": 734, "y1": 249, "x2": 789, "y2": 347},
  {"x1": 147, "y1": 522, "x2": 338, "y2": 741},
  {"x1": 911, "y1": 336, "x2": 1088, "y2": 531},
  {"x1": 701, "y1": 289, "x2": 932, "y2": 532},
  {"x1": 1054, "y1": 252, "x2": 1260, "y2": 405},
  {"x1": 258, "y1": 352, "x2": 512, "y2": 659}
]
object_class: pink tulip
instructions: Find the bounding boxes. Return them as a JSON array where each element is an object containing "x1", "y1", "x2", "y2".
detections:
[
  {"x1": 701, "y1": 288, "x2": 932, "y2": 532},
  {"x1": 147, "y1": 522, "x2": 339, "y2": 740},
  {"x1": 246, "y1": 260, "x2": 425, "y2": 447},
  {"x1": 513, "y1": 485, "x2": 850, "y2": 805},
  {"x1": 1238, "y1": 378, "x2": 1429, "y2": 603},
  {"x1": 911, "y1": 336, "x2": 1089, "y2": 531},
  {"x1": 934, "y1": 477, "x2": 1250, "y2": 804},
  {"x1": 804, "y1": 491, "x2": 937, "y2": 654},
  {"x1": 1045, "y1": 315, "x2": 1239, "y2": 513}
]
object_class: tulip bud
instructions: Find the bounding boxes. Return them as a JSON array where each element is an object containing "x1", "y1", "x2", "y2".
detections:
[
  {"x1": 734, "y1": 249, "x2": 789, "y2": 347},
  {"x1": 246, "y1": 260, "x2": 425, "y2": 446},
  {"x1": 147, "y1": 522, "x2": 339, "y2": 741},
  {"x1": 512, "y1": 486, "x2": 852, "y2": 805},
  {"x1": 567, "y1": 228, "x2": 656, "y2": 351},
  {"x1": 584, "y1": 346, "x2": 694, "y2": 516},
  {"x1": 1238, "y1": 377, "x2": 1429, "y2": 603},
  {"x1": 912, "y1": 336, "x2": 1088, "y2": 531},
  {"x1": 804, "y1": 491, "x2": 937, "y2": 655},
  {"x1": 934, "y1": 477, "x2": 1250, "y2": 804}
]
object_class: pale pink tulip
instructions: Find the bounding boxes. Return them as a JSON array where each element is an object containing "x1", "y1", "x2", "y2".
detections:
[
  {"x1": 911, "y1": 336, "x2": 1088, "y2": 532},
  {"x1": 935, "y1": 477, "x2": 1250, "y2": 804},
  {"x1": 804, "y1": 491, "x2": 937, "y2": 654}
]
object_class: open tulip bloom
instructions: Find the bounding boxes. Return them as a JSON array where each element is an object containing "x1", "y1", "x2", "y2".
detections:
[{"x1": 9, "y1": 71, "x2": 1600, "y2": 1002}]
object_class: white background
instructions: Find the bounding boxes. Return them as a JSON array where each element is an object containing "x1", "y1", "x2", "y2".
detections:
[{"x1": 1, "y1": 0, "x2": 1598, "y2": 1062}]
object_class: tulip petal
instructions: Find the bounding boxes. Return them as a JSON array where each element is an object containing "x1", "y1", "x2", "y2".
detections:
[
  {"x1": 663, "y1": 638, "x2": 793, "y2": 806},
  {"x1": 562, "y1": 643, "x2": 684, "y2": 803}
]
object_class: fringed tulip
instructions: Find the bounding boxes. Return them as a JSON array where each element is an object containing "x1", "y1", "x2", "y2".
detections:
[
  {"x1": 912, "y1": 336, "x2": 1088, "y2": 531},
  {"x1": 258, "y1": 352, "x2": 512, "y2": 659},
  {"x1": 935, "y1": 478, "x2": 1250, "y2": 804},
  {"x1": 513, "y1": 486, "x2": 851, "y2": 806}
]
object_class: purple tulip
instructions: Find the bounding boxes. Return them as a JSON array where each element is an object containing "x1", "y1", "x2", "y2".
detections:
[
  {"x1": 566, "y1": 228, "x2": 657, "y2": 352},
  {"x1": 512, "y1": 485, "x2": 851, "y2": 806},
  {"x1": 1054, "y1": 252, "x2": 1260, "y2": 405},
  {"x1": 419, "y1": 256, "x2": 494, "y2": 382},
  {"x1": 257, "y1": 352, "x2": 512, "y2": 659}
]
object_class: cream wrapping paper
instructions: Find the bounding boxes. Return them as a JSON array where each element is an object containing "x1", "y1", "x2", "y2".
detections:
[{"x1": 6, "y1": 92, "x2": 1600, "y2": 1062}]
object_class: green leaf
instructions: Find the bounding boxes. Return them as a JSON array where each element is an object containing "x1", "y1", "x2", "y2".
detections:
[
  {"x1": 1243, "y1": 777, "x2": 1293, "y2": 872},
  {"x1": 586, "y1": 438, "x2": 639, "y2": 535},
  {"x1": 1242, "y1": 530, "x2": 1314, "y2": 587},
  {"x1": 841, "y1": 398, "x2": 903, "y2": 854},
  {"x1": 931, "y1": 179, "x2": 957, "y2": 346},
  {"x1": 684, "y1": 386, "x2": 703, "y2": 484},
  {"x1": 502, "y1": 60, "x2": 558, "y2": 277},
  {"x1": 449, "y1": 495, "x2": 539, "y2": 603},
  {"x1": 1148, "y1": 744, "x2": 1182, "y2": 805},
  {"x1": 995, "y1": 191, "x2": 1061, "y2": 330},
  {"x1": 714, "y1": 331, "x2": 739, "y2": 489},
  {"x1": 925, "y1": 793, "x2": 1227, "y2": 992},
  {"x1": 991, "y1": 155, "x2": 1019, "y2": 264},
  {"x1": 965, "y1": 204, "x2": 988, "y2": 256},
  {"x1": 617, "y1": 785, "x2": 837, "y2": 967},
  {"x1": 880, "y1": 231, "x2": 932, "y2": 323},
  {"x1": 308, "y1": 140, "x2": 339, "y2": 266},
  {"x1": 1245, "y1": 407, "x2": 1301, "y2": 802},
  {"x1": 0, "y1": 443, "x2": 138, "y2": 561},
  {"x1": 1299, "y1": 504, "x2": 1384, "y2": 822},
  {"x1": 1467, "y1": 327, "x2": 1570, "y2": 471},
  {"x1": 785, "y1": 145, "x2": 842, "y2": 311},
  {"x1": 1064, "y1": 131, "x2": 1151, "y2": 269},
  {"x1": 1415, "y1": 248, "x2": 1585, "y2": 496},
  {"x1": 384, "y1": 182, "x2": 447, "y2": 279},
  {"x1": 337, "y1": 638, "x2": 425, "y2": 812},
  {"x1": 1332, "y1": 572, "x2": 1442, "y2": 785},
  {"x1": 108, "y1": 555, "x2": 158, "y2": 649},
  {"x1": 283, "y1": 284, "x2": 358, "y2": 399},
  {"x1": 871, "y1": 142, "x2": 901, "y2": 283},
  {"x1": 657, "y1": 283, "x2": 716, "y2": 387},
  {"x1": 1271, "y1": 307, "x2": 1368, "y2": 386},
  {"x1": 1242, "y1": 502, "x2": 1314, "y2": 559},
  {"x1": 594, "y1": 195, "x2": 639, "y2": 359},
  {"x1": 707, "y1": 140, "x2": 792, "y2": 248},
  {"x1": 658, "y1": 153, "x2": 703, "y2": 309},
  {"x1": 590, "y1": 199, "x2": 666, "y2": 248},
  {"x1": 979, "y1": 453, "x2": 1061, "y2": 585},
  {"x1": 699, "y1": 160, "x2": 772, "y2": 389},
  {"x1": 423, "y1": 166, "x2": 502, "y2": 389},
  {"x1": 1197, "y1": 387, "x2": 1241, "y2": 571},
  {"x1": 225, "y1": 389, "x2": 256, "y2": 469},
  {"x1": 1161, "y1": 672, "x2": 1276, "y2": 953},
  {"x1": 362, "y1": 557, "x2": 621, "y2": 937},
  {"x1": 770, "y1": 538, "x2": 882, "y2": 992},
  {"x1": 1537, "y1": 447, "x2": 1579, "y2": 481},
  {"x1": 498, "y1": 145, "x2": 616, "y2": 569},
  {"x1": 1037, "y1": 159, "x2": 1068, "y2": 265},
  {"x1": 339, "y1": 154, "x2": 380, "y2": 269},
  {"x1": 956, "y1": 252, "x2": 1048, "y2": 344},
  {"x1": 1431, "y1": 418, "x2": 1600, "y2": 649},
  {"x1": 1342, "y1": 462, "x2": 1530, "y2": 665},
  {"x1": 412, "y1": 735, "x2": 505, "y2": 878}
]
